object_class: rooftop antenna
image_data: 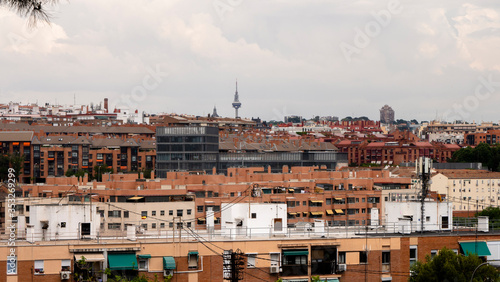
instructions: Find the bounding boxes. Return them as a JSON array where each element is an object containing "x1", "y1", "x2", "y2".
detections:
[{"x1": 416, "y1": 157, "x2": 432, "y2": 233}]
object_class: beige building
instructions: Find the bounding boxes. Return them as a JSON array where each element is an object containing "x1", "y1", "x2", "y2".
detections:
[{"x1": 430, "y1": 170, "x2": 500, "y2": 212}]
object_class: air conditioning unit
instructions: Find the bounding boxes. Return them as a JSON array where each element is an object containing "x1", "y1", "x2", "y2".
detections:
[
  {"x1": 60, "y1": 271, "x2": 71, "y2": 280},
  {"x1": 338, "y1": 264, "x2": 347, "y2": 272},
  {"x1": 270, "y1": 266, "x2": 280, "y2": 273},
  {"x1": 164, "y1": 270, "x2": 174, "y2": 277}
]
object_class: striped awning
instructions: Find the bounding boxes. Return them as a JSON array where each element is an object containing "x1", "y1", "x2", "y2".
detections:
[
  {"x1": 326, "y1": 210, "x2": 333, "y2": 215},
  {"x1": 310, "y1": 212, "x2": 324, "y2": 216}
]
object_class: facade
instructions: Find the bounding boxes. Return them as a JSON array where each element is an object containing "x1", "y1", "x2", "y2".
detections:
[
  {"x1": 2, "y1": 230, "x2": 500, "y2": 281},
  {"x1": 430, "y1": 170, "x2": 500, "y2": 213},
  {"x1": 156, "y1": 126, "x2": 220, "y2": 178},
  {"x1": 464, "y1": 129, "x2": 500, "y2": 146},
  {"x1": 384, "y1": 201, "x2": 453, "y2": 233},
  {"x1": 221, "y1": 203, "x2": 288, "y2": 237},
  {"x1": 156, "y1": 126, "x2": 349, "y2": 176},
  {"x1": 0, "y1": 131, "x2": 155, "y2": 183},
  {"x1": 336, "y1": 140, "x2": 460, "y2": 165},
  {"x1": 25, "y1": 200, "x2": 100, "y2": 242},
  {"x1": 379, "y1": 105, "x2": 395, "y2": 124}
]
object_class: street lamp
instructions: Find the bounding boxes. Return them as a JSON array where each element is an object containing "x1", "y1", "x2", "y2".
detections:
[{"x1": 470, "y1": 260, "x2": 500, "y2": 282}]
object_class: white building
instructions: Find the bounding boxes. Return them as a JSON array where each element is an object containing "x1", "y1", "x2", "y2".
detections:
[
  {"x1": 26, "y1": 201, "x2": 99, "y2": 242},
  {"x1": 384, "y1": 201, "x2": 452, "y2": 233},
  {"x1": 221, "y1": 203, "x2": 287, "y2": 238}
]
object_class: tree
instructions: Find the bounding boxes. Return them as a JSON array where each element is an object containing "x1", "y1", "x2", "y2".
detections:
[
  {"x1": 0, "y1": 153, "x2": 24, "y2": 181},
  {"x1": 478, "y1": 206, "x2": 500, "y2": 220},
  {"x1": 0, "y1": 0, "x2": 56, "y2": 26},
  {"x1": 409, "y1": 247, "x2": 498, "y2": 282},
  {"x1": 94, "y1": 164, "x2": 113, "y2": 181}
]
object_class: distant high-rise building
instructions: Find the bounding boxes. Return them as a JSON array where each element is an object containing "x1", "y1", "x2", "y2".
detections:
[
  {"x1": 232, "y1": 80, "x2": 241, "y2": 119},
  {"x1": 380, "y1": 105, "x2": 395, "y2": 124}
]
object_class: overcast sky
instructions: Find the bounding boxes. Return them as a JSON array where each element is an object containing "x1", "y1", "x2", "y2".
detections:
[{"x1": 1, "y1": 0, "x2": 500, "y2": 122}]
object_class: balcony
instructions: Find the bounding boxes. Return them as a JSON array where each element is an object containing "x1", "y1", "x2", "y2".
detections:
[
  {"x1": 281, "y1": 264, "x2": 308, "y2": 277},
  {"x1": 311, "y1": 262, "x2": 336, "y2": 275}
]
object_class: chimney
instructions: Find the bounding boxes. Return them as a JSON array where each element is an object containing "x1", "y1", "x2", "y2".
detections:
[{"x1": 104, "y1": 98, "x2": 108, "y2": 113}]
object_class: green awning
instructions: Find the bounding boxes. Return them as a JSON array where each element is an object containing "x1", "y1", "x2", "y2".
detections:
[
  {"x1": 460, "y1": 242, "x2": 491, "y2": 256},
  {"x1": 283, "y1": 250, "x2": 308, "y2": 256},
  {"x1": 326, "y1": 279, "x2": 340, "y2": 282},
  {"x1": 163, "y1": 256, "x2": 176, "y2": 270},
  {"x1": 108, "y1": 253, "x2": 138, "y2": 270},
  {"x1": 188, "y1": 251, "x2": 199, "y2": 256},
  {"x1": 138, "y1": 254, "x2": 151, "y2": 259}
]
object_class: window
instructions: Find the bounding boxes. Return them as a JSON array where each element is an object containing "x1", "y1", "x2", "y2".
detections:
[
  {"x1": 151, "y1": 223, "x2": 156, "y2": 229},
  {"x1": 169, "y1": 222, "x2": 173, "y2": 228},
  {"x1": 247, "y1": 253, "x2": 257, "y2": 268},
  {"x1": 187, "y1": 209, "x2": 192, "y2": 215},
  {"x1": 382, "y1": 251, "x2": 390, "y2": 264},
  {"x1": 169, "y1": 210, "x2": 174, "y2": 216},
  {"x1": 34, "y1": 260, "x2": 44, "y2": 274},
  {"x1": 160, "y1": 223, "x2": 165, "y2": 228},
  {"x1": 124, "y1": 211, "x2": 129, "y2": 218},
  {"x1": 141, "y1": 211, "x2": 147, "y2": 217},
  {"x1": 152, "y1": 211, "x2": 156, "y2": 216},
  {"x1": 326, "y1": 198, "x2": 332, "y2": 205},
  {"x1": 382, "y1": 251, "x2": 390, "y2": 272},
  {"x1": 60, "y1": 222, "x2": 66, "y2": 228},
  {"x1": 177, "y1": 209, "x2": 183, "y2": 217},
  {"x1": 187, "y1": 222, "x2": 192, "y2": 228},
  {"x1": 161, "y1": 210, "x2": 165, "y2": 216},
  {"x1": 431, "y1": 250, "x2": 437, "y2": 258},
  {"x1": 410, "y1": 246, "x2": 417, "y2": 267},
  {"x1": 359, "y1": 251, "x2": 367, "y2": 264},
  {"x1": 138, "y1": 258, "x2": 149, "y2": 271},
  {"x1": 7, "y1": 256, "x2": 17, "y2": 274},
  {"x1": 108, "y1": 210, "x2": 121, "y2": 218},
  {"x1": 108, "y1": 223, "x2": 121, "y2": 230},
  {"x1": 188, "y1": 252, "x2": 199, "y2": 269},
  {"x1": 61, "y1": 259, "x2": 71, "y2": 271},
  {"x1": 338, "y1": 252, "x2": 346, "y2": 264},
  {"x1": 197, "y1": 206, "x2": 203, "y2": 212},
  {"x1": 251, "y1": 213, "x2": 257, "y2": 219}
]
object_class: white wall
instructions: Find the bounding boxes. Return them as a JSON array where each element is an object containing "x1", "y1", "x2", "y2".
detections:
[
  {"x1": 221, "y1": 203, "x2": 287, "y2": 237},
  {"x1": 384, "y1": 201, "x2": 452, "y2": 232},
  {"x1": 29, "y1": 204, "x2": 99, "y2": 241}
]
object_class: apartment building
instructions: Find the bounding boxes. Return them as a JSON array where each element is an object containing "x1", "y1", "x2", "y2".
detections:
[
  {"x1": 0, "y1": 131, "x2": 155, "y2": 183},
  {"x1": 8, "y1": 166, "x2": 411, "y2": 236},
  {"x1": 464, "y1": 129, "x2": 500, "y2": 146},
  {"x1": 2, "y1": 229, "x2": 500, "y2": 282},
  {"x1": 430, "y1": 170, "x2": 500, "y2": 212},
  {"x1": 336, "y1": 139, "x2": 459, "y2": 165}
]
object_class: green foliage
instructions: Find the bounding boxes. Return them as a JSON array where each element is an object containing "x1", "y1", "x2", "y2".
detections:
[
  {"x1": 0, "y1": 153, "x2": 24, "y2": 181},
  {"x1": 94, "y1": 164, "x2": 113, "y2": 181},
  {"x1": 311, "y1": 275, "x2": 324, "y2": 282},
  {"x1": 409, "y1": 247, "x2": 498, "y2": 282},
  {"x1": 452, "y1": 143, "x2": 500, "y2": 171},
  {"x1": 478, "y1": 206, "x2": 500, "y2": 220},
  {"x1": 342, "y1": 116, "x2": 370, "y2": 122},
  {"x1": 65, "y1": 168, "x2": 87, "y2": 178}
]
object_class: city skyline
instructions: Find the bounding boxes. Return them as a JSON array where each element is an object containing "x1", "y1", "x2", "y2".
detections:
[{"x1": 1, "y1": 1, "x2": 500, "y2": 122}]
